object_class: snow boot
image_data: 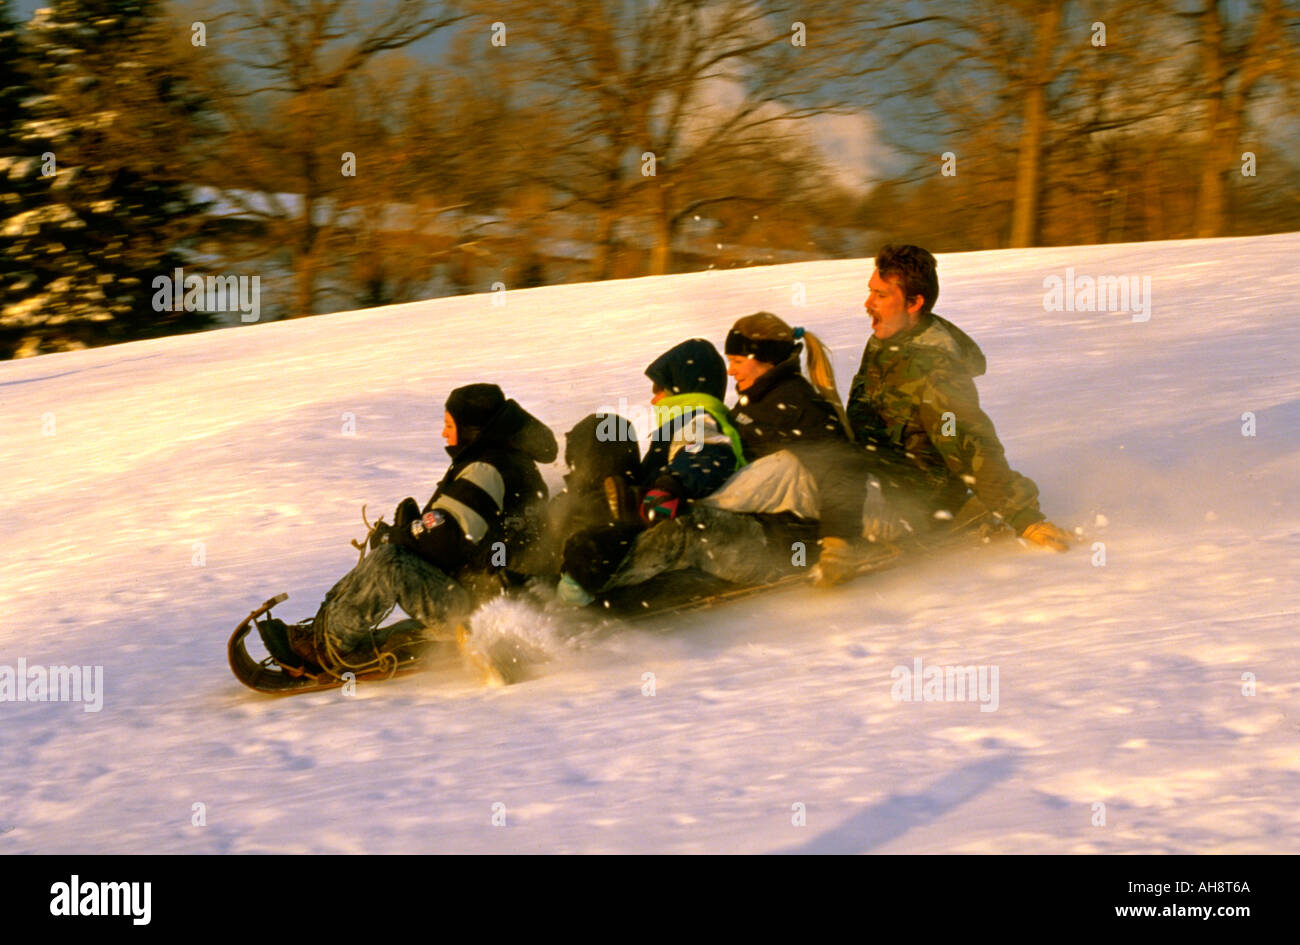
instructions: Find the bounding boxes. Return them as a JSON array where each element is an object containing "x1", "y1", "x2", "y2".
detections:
[{"x1": 257, "y1": 616, "x2": 318, "y2": 671}]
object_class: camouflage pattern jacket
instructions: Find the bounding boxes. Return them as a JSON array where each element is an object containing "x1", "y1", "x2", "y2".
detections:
[{"x1": 846, "y1": 312, "x2": 1045, "y2": 534}]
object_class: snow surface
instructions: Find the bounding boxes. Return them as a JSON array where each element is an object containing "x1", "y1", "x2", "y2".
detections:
[{"x1": 1, "y1": 235, "x2": 1297, "y2": 854}]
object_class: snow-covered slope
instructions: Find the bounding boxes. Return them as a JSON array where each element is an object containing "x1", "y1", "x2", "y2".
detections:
[{"x1": 2, "y1": 235, "x2": 1297, "y2": 853}]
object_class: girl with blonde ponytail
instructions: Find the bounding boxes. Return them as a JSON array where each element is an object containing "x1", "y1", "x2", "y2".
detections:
[
  {"x1": 723, "y1": 311, "x2": 851, "y2": 443},
  {"x1": 721, "y1": 311, "x2": 867, "y2": 585}
]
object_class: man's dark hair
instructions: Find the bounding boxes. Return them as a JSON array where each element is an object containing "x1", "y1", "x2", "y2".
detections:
[{"x1": 875, "y1": 244, "x2": 939, "y2": 315}]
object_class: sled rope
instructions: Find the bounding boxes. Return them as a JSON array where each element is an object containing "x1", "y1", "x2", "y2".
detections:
[
  {"x1": 315, "y1": 603, "x2": 401, "y2": 682},
  {"x1": 349, "y1": 504, "x2": 387, "y2": 566}
]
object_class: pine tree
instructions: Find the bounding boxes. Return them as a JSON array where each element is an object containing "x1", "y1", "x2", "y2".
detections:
[
  {"x1": 0, "y1": 0, "x2": 48, "y2": 358},
  {"x1": 0, "y1": 0, "x2": 212, "y2": 358}
]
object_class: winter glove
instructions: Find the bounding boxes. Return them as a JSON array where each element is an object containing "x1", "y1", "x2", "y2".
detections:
[
  {"x1": 392, "y1": 497, "x2": 421, "y2": 534},
  {"x1": 368, "y1": 520, "x2": 393, "y2": 549},
  {"x1": 639, "y1": 489, "x2": 681, "y2": 524},
  {"x1": 390, "y1": 497, "x2": 452, "y2": 554},
  {"x1": 1020, "y1": 519, "x2": 1073, "y2": 552},
  {"x1": 384, "y1": 498, "x2": 421, "y2": 552},
  {"x1": 812, "y1": 535, "x2": 857, "y2": 588}
]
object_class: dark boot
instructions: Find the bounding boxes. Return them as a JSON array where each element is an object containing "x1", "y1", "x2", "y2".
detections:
[{"x1": 259, "y1": 617, "x2": 322, "y2": 671}]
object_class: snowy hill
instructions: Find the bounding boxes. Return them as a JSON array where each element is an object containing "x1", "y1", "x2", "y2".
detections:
[{"x1": 1, "y1": 235, "x2": 1297, "y2": 853}]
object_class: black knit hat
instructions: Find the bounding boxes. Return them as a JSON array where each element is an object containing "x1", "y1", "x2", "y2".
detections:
[
  {"x1": 445, "y1": 383, "x2": 505, "y2": 433},
  {"x1": 724, "y1": 311, "x2": 802, "y2": 366},
  {"x1": 644, "y1": 338, "x2": 727, "y2": 399}
]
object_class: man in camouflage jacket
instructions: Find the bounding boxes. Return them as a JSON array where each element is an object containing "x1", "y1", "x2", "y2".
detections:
[{"x1": 844, "y1": 244, "x2": 1072, "y2": 553}]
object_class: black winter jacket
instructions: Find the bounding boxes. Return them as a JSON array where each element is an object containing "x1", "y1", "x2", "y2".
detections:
[
  {"x1": 390, "y1": 399, "x2": 557, "y2": 577},
  {"x1": 728, "y1": 357, "x2": 865, "y2": 540},
  {"x1": 727, "y1": 356, "x2": 845, "y2": 461},
  {"x1": 517, "y1": 413, "x2": 641, "y2": 579},
  {"x1": 639, "y1": 338, "x2": 742, "y2": 502}
]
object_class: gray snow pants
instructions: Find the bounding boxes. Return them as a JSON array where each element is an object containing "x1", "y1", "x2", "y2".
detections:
[
  {"x1": 605, "y1": 505, "x2": 796, "y2": 590},
  {"x1": 289, "y1": 544, "x2": 472, "y2": 667}
]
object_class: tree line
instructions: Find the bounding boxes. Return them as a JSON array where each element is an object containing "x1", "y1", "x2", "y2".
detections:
[{"x1": 2, "y1": 0, "x2": 1297, "y2": 358}]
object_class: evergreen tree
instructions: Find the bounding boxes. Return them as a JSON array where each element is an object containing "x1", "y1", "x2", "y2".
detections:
[
  {"x1": 0, "y1": 0, "x2": 47, "y2": 357},
  {"x1": 0, "y1": 0, "x2": 212, "y2": 358}
]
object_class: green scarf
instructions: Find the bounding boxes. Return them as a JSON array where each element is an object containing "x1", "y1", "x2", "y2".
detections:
[{"x1": 653, "y1": 392, "x2": 746, "y2": 469}]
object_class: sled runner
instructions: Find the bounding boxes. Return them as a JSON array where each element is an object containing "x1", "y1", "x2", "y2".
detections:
[{"x1": 227, "y1": 593, "x2": 437, "y2": 695}]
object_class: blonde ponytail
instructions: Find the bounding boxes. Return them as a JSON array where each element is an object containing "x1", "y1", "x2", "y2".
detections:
[{"x1": 797, "y1": 328, "x2": 852, "y2": 440}]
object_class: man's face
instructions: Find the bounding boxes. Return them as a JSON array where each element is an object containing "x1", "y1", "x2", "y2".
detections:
[
  {"x1": 865, "y1": 269, "x2": 925, "y2": 340},
  {"x1": 726, "y1": 354, "x2": 771, "y2": 393},
  {"x1": 442, "y1": 410, "x2": 458, "y2": 447}
]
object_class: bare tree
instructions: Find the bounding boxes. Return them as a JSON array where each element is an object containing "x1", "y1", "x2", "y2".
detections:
[
  {"x1": 482, "y1": 0, "x2": 860, "y2": 277},
  {"x1": 192, "y1": 0, "x2": 463, "y2": 316},
  {"x1": 850, "y1": 1, "x2": 1106, "y2": 248},
  {"x1": 1188, "y1": 0, "x2": 1297, "y2": 237},
  {"x1": 854, "y1": 0, "x2": 1300, "y2": 246}
]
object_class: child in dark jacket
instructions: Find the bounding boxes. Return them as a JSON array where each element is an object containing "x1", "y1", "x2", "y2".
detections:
[
  {"x1": 265, "y1": 384, "x2": 557, "y2": 674},
  {"x1": 386, "y1": 384, "x2": 557, "y2": 584},
  {"x1": 636, "y1": 337, "x2": 746, "y2": 521},
  {"x1": 559, "y1": 339, "x2": 745, "y2": 601},
  {"x1": 514, "y1": 411, "x2": 641, "y2": 595}
]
